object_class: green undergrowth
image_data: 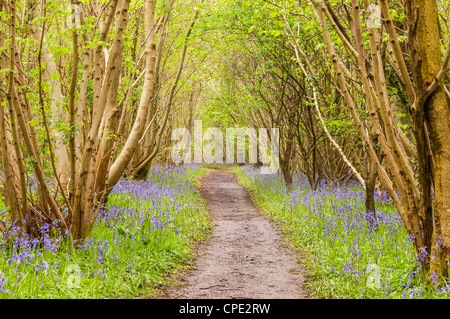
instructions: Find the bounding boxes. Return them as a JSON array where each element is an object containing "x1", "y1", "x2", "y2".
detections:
[
  {"x1": 236, "y1": 166, "x2": 450, "y2": 299},
  {"x1": 0, "y1": 165, "x2": 212, "y2": 298}
]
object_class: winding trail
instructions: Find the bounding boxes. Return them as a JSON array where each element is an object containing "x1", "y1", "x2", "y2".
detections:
[{"x1": 167, "y1": 168, "x2": 307, "y2": 299}]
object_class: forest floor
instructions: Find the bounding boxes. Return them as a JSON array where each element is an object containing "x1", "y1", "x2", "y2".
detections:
[{"x1": 163, "y1": 167, "x2": 307, "y2": 299}]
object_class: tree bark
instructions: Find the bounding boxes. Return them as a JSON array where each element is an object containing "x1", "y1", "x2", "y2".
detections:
[
  {"x1": 414, "y1": 0, "x2": 450, "y2": 275},
  {"x1": 106, "y1": 0, "x2": 158, "y2": 187}
]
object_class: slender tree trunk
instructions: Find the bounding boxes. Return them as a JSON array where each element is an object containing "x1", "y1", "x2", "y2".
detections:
[
  {"x1": 315, "y1": 1, "x2": 413, "y2": 239},
  {"x1": 72, "y1": 0, "x2": 131, "y2": 240},
  {"x1": 31, "y1": 2, "x2": 71, "y2": 186},
  {"x1": 280, "y1": 104, "x2": 296, "y2": 191},
  {"x1": 106, "y1": 0, "x2": 158, "y2": 187},
  {"x1": 131, "y1": 6, "x2": 200, "y2": 179},
  {"x1": 365, "y1": 158, "x2": 377, "y2": 225}
]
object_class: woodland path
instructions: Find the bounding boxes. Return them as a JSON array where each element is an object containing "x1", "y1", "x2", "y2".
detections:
[{"x1": 164, "y1": 167, "x2": 307, "y2": 299}]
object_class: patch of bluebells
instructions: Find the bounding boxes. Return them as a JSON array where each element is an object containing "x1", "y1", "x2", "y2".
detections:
[
  {"x1": 0, "y1": 164, "x2": 206, "y2": 298},
  {"x1": 239, "y1": 165, "x2": 449, "y2": 299}
]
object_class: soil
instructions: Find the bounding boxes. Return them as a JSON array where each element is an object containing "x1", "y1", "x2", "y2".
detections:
[{"x1": 163, "y1": 167, "x2": 307, "y2": 299}]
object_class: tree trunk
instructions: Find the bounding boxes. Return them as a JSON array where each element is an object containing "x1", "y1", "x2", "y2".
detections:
[
  {"x1": 364, "y1": 158, "x2": 377, "y2": 226},
  {"x1": 106, "y1": 0, "x2": 158, "y2": 187},
  {"x1": 131, "y1": 7, "x2": 200, "y2": 179},
  {"x1": 414, "y1": 0, "x2": 450, "y2": 275},
  {"x1": 31, "y1": 3, "x2": 71, "y2": 186}
]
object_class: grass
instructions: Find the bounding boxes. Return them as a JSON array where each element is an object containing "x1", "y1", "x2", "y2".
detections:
[
  {"x1": 236, "y1": 165, "x2": 450, "y2": 299},
  {"x1": 0, "y1": 164, "x2": 212, "y2": 298}
]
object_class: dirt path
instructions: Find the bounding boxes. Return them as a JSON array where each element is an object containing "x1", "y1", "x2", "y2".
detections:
[{"x1": 167, "y1": 168, "x2": 307, "y2": 299}]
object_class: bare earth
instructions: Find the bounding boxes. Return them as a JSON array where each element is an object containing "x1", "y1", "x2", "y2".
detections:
[{"x1": 166, "y1": 168, "x2": 307, "y2": 299}]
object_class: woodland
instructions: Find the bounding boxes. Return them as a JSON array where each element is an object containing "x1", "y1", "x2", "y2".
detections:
[{"x1": 0, "y1": 0, "x2": 450, "y2": 299}]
